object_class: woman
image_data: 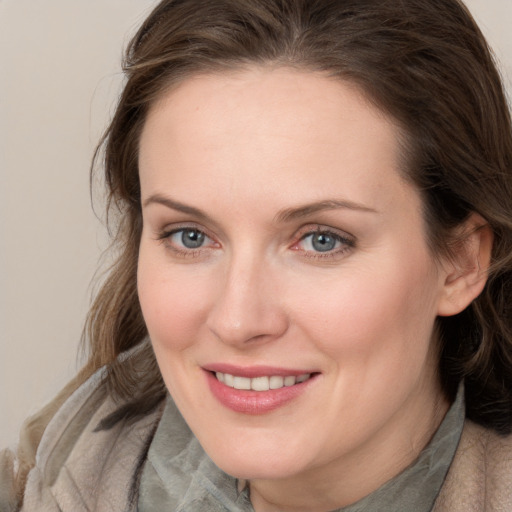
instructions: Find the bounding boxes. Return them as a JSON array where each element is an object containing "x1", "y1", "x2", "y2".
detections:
[{"x1": 2, "y1": 0, "x2": 512, "y2": 510}]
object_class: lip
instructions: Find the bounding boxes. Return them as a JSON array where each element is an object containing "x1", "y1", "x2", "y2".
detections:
[
  {"x1": 203, "y1": 363, "x2": 316, "y2": 378},
  {"x1": 203, "y1": 365, "x2": 319, "y2": 415}
]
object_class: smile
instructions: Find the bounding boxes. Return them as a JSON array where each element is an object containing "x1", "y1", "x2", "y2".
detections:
[
  {"x1": 205, "y1": 368, "x2": 319, "y2": 414},
  {"x1": 215, "y1": 372, "x2": 312, "y2": 391}
]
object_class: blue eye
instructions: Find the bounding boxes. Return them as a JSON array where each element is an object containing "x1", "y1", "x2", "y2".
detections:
[
  {"x1": 309, "y1": 232, "x2": 338, "y2": 252},
  {"x1": 297, "y1": 230, "x2": 353, "y2": 255},
  {"x1": 175, "y1": 229, "x2": 206, "y2": 249},
  {"x1": 162, "y1": 228, "x2": 214, "y2": 252}
]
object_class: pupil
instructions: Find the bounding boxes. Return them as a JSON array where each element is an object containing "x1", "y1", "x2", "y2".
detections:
[
  {"x1": 312, "y1": 233, "x2": 335, "y2": 252},
  {"x1": 182, "y1": 230, "x2": 205, "y2": 249}
]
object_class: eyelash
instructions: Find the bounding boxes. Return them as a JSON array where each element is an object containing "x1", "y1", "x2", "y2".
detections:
[
  {"x1": 156, "y1": 225, "x2": 355, "y2": 260},
  {"x1": 291, "y1": 227, "x2": 355, "y2": 259},
  {"x1": 156, "y1": 225, "x2": 217, "y2": 258}
]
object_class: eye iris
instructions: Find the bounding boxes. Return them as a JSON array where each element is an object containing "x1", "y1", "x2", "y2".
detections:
[
  {"x1": 181, "y1": 229, "x2": 205, "y2": 249},
  {"x1": 312, "y1": 233, "x2": 336, "y2": 252}
]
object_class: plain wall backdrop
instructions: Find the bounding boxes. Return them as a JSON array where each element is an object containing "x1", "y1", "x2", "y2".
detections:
[{"x1": 1, "y1": 0, "x2": 511, "y2": 448}]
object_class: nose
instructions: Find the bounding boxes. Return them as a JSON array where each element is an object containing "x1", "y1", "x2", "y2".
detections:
[{"x1": 206, "y1": 252, "x2": 288, "y2": 347}]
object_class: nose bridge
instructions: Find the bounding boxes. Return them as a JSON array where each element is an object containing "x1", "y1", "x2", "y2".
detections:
[{"x1": 207, "y1": 245, "x2": 286, "y2": 346}]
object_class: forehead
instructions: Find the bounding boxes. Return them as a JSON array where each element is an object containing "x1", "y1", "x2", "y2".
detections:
[{"x1": 138, "y1": 67, "x2": 411, "y2": 216}]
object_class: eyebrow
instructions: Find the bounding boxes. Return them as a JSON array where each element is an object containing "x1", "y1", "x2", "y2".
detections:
[
  {"x1": 275, "y1": 199, "x2": 378, "y2": 223},
  {"x1": 143, "y1": 194, "x2": 377, "y2": 223},
  {"x1": 143, "y1": 194, "x2": 212, "y2": 222}
]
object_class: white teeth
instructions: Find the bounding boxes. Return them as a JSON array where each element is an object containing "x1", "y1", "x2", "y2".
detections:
[
  {"x1": 269, "y1": 376, "x2": 284, "y2": 389},
  {"x1": 251, "y1": 376, "x2": 270, "y2": 391},
  {"x1": 215, "y1": 372, "x2": 311, "y2": 391},
  {"x1": 284, "y1": 376, "x2": 296, "y2": 387},
  {"x1": 233, "y1": 376, "x2": 251, "y2": 390},
  {"x1": 224, "y1": 373, "x2": 234, "y2": 387}
]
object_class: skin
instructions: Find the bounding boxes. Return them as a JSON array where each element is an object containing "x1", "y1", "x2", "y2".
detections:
[{"x1": 137, "y1": 67, "x2": 482, "y2": 511}]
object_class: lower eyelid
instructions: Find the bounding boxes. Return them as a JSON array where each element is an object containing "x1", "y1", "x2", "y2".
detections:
[{"x1": 298, "y1": 243, "x2": 353, "y2": 260}]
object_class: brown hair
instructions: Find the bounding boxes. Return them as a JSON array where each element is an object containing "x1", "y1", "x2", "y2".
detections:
[{"x1": 84, "y1": 0, "x2": 512, "y2": 433}]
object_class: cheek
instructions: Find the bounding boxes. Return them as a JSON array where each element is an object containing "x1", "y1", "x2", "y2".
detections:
[
  {"x1": 291, "y1": 258, "x2": 440, "y2": 365},
  {"x1": 137, "y1": 251, "x2": 212, "y2": 352}
]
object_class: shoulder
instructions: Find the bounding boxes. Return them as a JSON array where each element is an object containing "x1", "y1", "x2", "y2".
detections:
[
  {"x1": 3, "y1": 360, "x2": 164, "y2": 512},
  {"x1": 0, "y1": 369, "x2": 98, "y2": 512},
  {"x1": 434, "y1": 420, "x2": 512, "y2": 512}
]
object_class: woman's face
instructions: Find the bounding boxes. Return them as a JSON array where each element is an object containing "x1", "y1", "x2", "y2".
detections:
[{"x1": 137, "y1": 68, "x2": 451, "y2": 488}]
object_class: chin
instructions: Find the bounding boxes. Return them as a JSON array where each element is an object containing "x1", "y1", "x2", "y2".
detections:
[{"x1": 205, "y1": 442, "x2": 311, "y2": 481}]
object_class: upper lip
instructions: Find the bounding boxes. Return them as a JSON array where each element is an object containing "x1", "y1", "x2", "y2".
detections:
[{"x1": 202, "y1": 363, "x2": 318, "y2": 378}]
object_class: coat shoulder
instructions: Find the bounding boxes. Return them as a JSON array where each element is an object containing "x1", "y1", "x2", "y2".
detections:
[
  {"x1": 433, "y1": 420, "x2": 512, "y2": 512},
  {"x1": 0, "y1": 368, "x2": 108, "y2": 512},
  {"x1": 19, "y1": 366, "x2": 163, "y2": 512}
]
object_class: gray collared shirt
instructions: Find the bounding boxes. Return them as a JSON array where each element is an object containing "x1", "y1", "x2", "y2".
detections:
[{"x1": 138, "y1": 387, "x2": 464, "y2": 511}]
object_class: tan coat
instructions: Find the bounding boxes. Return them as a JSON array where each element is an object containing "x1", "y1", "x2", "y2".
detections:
[
  {"x1": 433, "y1": 421, "x2": 512, "y2": 512},
  {"x1": 2, "y1": 369, "x2": 512, "y2": 512}
]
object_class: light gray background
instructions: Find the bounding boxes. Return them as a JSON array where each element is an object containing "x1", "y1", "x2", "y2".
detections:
[{"x1": 1, "y1": 0, "x2": 511, "y2": 448}]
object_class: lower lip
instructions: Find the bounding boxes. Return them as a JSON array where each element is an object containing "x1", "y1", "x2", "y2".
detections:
[{"x1": 205, "y1": 371, "x2": 317, "y2": 415}]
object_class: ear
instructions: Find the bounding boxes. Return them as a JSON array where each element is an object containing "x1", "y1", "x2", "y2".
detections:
[{"x1": 437, "y1": 213, "x2": 493, "y2": 317}]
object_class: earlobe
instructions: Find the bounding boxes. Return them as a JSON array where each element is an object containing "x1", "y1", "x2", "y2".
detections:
[{"x1": 437, "y1": 214, "x2": 493, "y2": 317}]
